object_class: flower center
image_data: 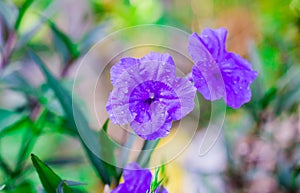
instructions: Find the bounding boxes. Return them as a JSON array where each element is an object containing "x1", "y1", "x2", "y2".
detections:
[
  {"x1": 128, "y1": 80, "x2": 179, "y2": 123},
  {"x1": 144, "y1": 92, "x2": 156, "y2": 105}
]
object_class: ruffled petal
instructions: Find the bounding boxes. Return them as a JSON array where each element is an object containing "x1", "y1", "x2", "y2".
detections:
[
  {"x1": 123, "y1": 163, "x2": 152, "y2": 192},
  {"x1": 188, "y1": 28, "x2": 258, "y2": 108},
  {"x1": 112, "y1": 163, "x2": 152, "y2": 193},
  {"x1": 110, "y1": 58, "x2": 140, "y2": 86},
  {"x1": 141, "y1": 52, "x2": 175, "y2": 67},
  {"x1": 192, "y1": 60, "x2": 225, "y2": 101},
  {"x1": 130, "y1": 101, "x2": 171, "y2": 140},
  {"x1": 188, "y1": 33, "x2": 213, "y2": 64},
  {"x1": 221, "y1": 52, "x2": 258, "y2": 108},
  {"x1": 139, "y1": 52, "x2": 177, "y2": 82},
  {"x1": 200, "y1": 28, "x2": 227, "y2": 62},
  {"x1": 169, "y1": 77, "x2": 196, "y2": 120},
  {"x1": 107, "y1": 52, "x2": 196, "y2": 139},
  {"x1": 106, "y1": 90, "x2": 135, "y2": 125}
]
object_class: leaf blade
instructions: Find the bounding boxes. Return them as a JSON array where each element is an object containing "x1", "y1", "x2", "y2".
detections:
[
  {"x1": 31, "y1": 154, "x2": 74, "y2": 193},
  {"x1": 28, "y1": 50, "x2": 114, "y2": 185}
]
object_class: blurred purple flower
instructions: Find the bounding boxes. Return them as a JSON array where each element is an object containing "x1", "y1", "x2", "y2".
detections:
[
  {"x1": 106, "y1": 52, "x2": 196, "y2": 140},
  {"x1": 188, "y1": 28, "x2": 258, "y2": 108},
  {"x1": 111, "y1": 163, "x2": 168, "y2": 193}
]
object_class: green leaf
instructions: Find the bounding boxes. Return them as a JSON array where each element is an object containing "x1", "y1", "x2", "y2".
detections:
[
  {"x1": 99, "y1": 119, "x2": 120, "y2": 182},
  {"x1": 2, "y1": 71, "x2": 38, "y2": 96},
  {"x1": 260, "y1": 87, "x2": 277, "y2": 109},
  {"x1": 29, "y1": 50, "x2": 115, "y2": 185},
  {"x1": 16, "y1": 0, "x2": 55, "y2": 47},
  {"x1": 9, "y1": 181, "x2": 35, "y2": 193},
  {"x1": 149, "y1": 167, "x2": 164, "y2": 193},
  {"x1": 39, "y1": 84, "x2": 65, "y2": 116},
  {"x1": 14, "y1": 0, "x2": 34, "y2": 30},
  {"x1": 47, "y1": 20, "x2": 80, "y2": 62},
  {"x1": 0, "y1": 109, "x2": 28, "y2": 135},
  {"x1": 31, "y1": 154, "x2": 74, "y2": 193}
]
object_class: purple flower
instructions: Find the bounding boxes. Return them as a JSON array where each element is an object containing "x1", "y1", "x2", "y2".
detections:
[
  {"x1": 188, "y1": 28, "x2": 258, "y2": 108},
  {"x1": 106, "y1": 52, "x2": 196, "y2": 140},
  {"x1": 111, "y1": 163, "x2": 168, "y2": 193}
]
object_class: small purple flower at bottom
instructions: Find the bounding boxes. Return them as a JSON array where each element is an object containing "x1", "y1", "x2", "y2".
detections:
[
  {"x1": 188, "y1": 28, "x2": 258, "y2": 108},
  {"x1": 111, "y1": 163, "x2": 168, "y2": 193},
  {"x1": 106, "y1": 52, "x2": 196, "y2": 140}
]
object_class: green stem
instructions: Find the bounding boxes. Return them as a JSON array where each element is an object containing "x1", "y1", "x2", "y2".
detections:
[{"x1": 137, "y1": 139, "x2": 160, "y2": 168}]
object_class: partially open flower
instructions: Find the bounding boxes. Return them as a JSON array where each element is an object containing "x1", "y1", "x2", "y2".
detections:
[
  {"x1": 188, "y1": 28, "x2": 258, "y2": 108},
  {"x1": 111, "y1": 163, "x2": 168, "y2": 193},
  {"x1": 106, "y1": 52, "x2": 196, "y2": 140}
]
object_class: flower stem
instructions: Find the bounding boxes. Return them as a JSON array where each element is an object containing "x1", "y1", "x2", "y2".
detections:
[{"x1": 137, "y1": 139, "x2": 160, "y2": 168}]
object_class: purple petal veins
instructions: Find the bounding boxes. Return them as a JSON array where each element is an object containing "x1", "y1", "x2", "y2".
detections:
[
  {"x1": 106, "y1": 52, "x2": 196, "y2": 140},
  {"x1": 188, "y1": 28, "x2": 258, "y2": 108}
]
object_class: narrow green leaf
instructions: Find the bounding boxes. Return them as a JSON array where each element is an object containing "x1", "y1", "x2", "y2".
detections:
[
  {"x1": 99, "y1": 119, "x2": 120, "y2": 182},
  {"x1": 39, "y1": 84, "x2": 65, "y2": 116},
  {"x1": 14, "y1": 0, "x2": 34, "y2": 30},
  {"x1": 10, "y1": 181, "x2": 35, "y2": 193},
  {"x1": 0, "y1": 109, "x2": 28, "y2": 135},
  {"x1": 29, "y1": 50, "x2": 114, "y2": 185},
  {"x1": 31, "y1": 154, "x2": 74, "y2": 193},
  {"x1": 16, "y1": 0, "x2": 55, "y2": 48},
  {"x1": 102, "y1": 119, "x2": 109, "y2": 133},
  {"x1": 2, "y1": 70, "x2": 38, "y2": 96},
  {"x1": 47, "y1": 20, "x2": 80, "y2": 61},
  {"x1": 260, "y1": 87, "x2": 277, "y2": 109}
]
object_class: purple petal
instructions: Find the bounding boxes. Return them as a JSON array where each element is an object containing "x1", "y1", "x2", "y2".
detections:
[
  {"x1": 107, "y1": 52, "x2": 196, "y2": 139},
  {"x1": 192, "y1": 60, "x2": 225, "y2": 101},
  {"x1": 170, "y1": 77, "x2": 196, "y2": 120},
  {"x1": 200, "y1": 28, "x2": 227, "y2": 62},
  {"x1": 139, "y1": 52, "x2": 177, "y2": 82},
  {"x1": 106, "y1": 89, "x2": 135, "y2": 125},
  {"x1": 110, "y1": 57, "x2": 140, "y2": 86},
  {"x1": 111, "y1": 163, "x2": 152, "y2": 193},
  {"x1": 154, "y1": 186, "x2": 169, "y2": 193},
  {"x1": 221, "y1": 53, "x2": 258, "y2": 108},
  {"x1": 130, "y1": 101, "x2": 171, "y2": 140},
  {"x1": 188, "y1": 33, "x2": 213, "y2": 64},
  {"x1": 141, "y1": 52, "x2": 175, "y2": 67},
  {"x1": 188, "y1": 28, "x2": 258, "y2": 108}
]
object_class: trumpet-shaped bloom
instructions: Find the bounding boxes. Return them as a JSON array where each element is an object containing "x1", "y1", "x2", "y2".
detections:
[
  {"x1": 188, "y1": 28, "x2": 258, "y2": 108},
  {"x1": 106, "y1": 52, "x2": 196, "y2": 140},
  {"x1": 111, "y1": 163, "x2": 168, "y2": 193}
]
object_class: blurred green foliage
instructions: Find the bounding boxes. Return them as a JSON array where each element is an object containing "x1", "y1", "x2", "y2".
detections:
[{"x1": 0, "y1": 0, "x2": 300, "y2": 192}]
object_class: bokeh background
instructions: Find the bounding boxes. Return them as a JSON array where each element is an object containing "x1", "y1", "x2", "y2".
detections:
[{"x1": 1, "y1": 0, "x2": 300, "y2": 192}]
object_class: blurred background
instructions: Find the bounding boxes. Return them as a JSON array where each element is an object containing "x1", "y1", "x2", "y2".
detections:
[{"x1": 1, "y1": 0, "x2": 300, "y2": 192}]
